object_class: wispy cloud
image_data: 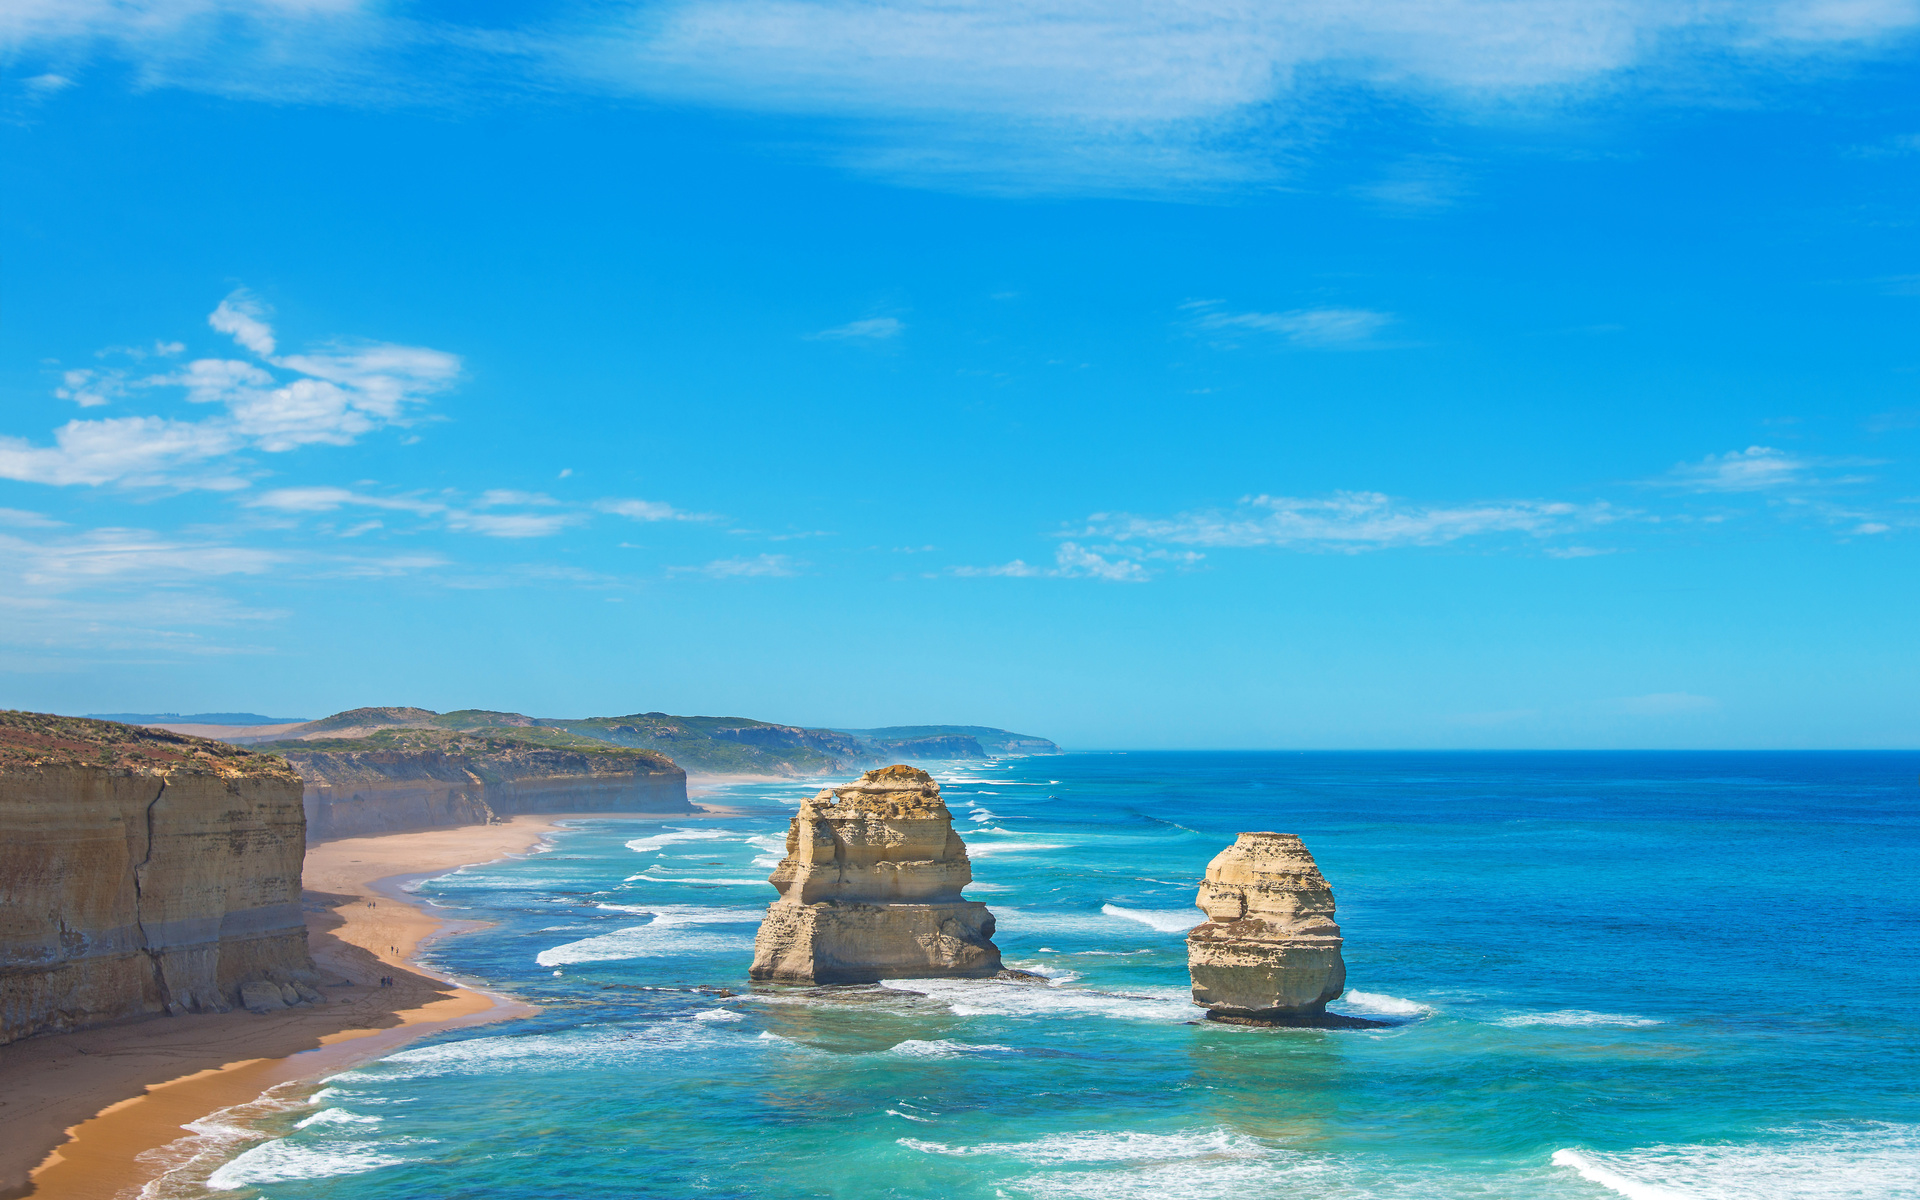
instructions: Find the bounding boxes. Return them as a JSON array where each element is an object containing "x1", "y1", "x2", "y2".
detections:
[
  {"x1": 1, "y1": 290, "x2": 460, "y2": 490},
  {"x1": 1082, "y1": 491, "x2": 1620, "y2": 552},
  {"x1": 805, "y1": 317, "x2": 903, "y2": 341},
  {"x1": 670, "y1": 553, "x2": 800, "y2": 578},
  {"x1": 1183, "y1": 301, "x2": 1393, "y2": 348},
  {"x1": 1651, "y1": 445, "x2": 1878, "y2": 493},
  {"x1": 17, "y1": 2, "x2": 1918, "y2": 191},
  {"x1": 952, "y1": 541, "x2": 1156, "y2": 582},
  {"x1": 594, "y1": 497, "x2": 707, "y2": 521}
]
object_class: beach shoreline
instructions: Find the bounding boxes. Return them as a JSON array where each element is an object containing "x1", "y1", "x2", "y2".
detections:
[{"x1": 0, "y1": 807, "x2": 743, "y2": 1200}]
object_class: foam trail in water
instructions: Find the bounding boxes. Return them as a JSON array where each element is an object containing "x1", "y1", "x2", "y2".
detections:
[
  {"x1": 1549, "y1": 1124, "x2": 1920, "y2": 1199},
  {"x1": 1102, "y1": 903, "x2": 1203, "y2": 933},
  {"x1": 1550, "y1": 1150, "x2": 1692, "y2": 1200},
  {"x1": 624, "y1": 829, "x2": 739, "y2": 853},
  {"x1": 1335, "y1": 990, "x2": 1432, "y2": 1018},
  {"x1": 536, "y1": 906, "x2": 760, "y2": 965},
  {"x1": 1498, "y1": 1010, "x2": 1662, "y2": 1028},
  {"x1": 205, "y1": 1141, "x2": 406, "y2": 1190}
]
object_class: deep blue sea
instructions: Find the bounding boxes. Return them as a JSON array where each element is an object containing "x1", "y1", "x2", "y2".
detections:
[{"x1": 143, "y1": 752, "x2": 1920, "y2": 1200}]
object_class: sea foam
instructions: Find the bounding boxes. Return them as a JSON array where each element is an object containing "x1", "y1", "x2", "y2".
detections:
[
  {"x1": 1101, "y1": 903, "x2": 1203, "y2": 933},
  {"x1": 624, "y1": 829, "x2": 739, "y2": 853},
  {"x1": 535, "y1": 907, "x2": 759, "y2": 965},
  {"x1": 1550, "y1": 1123, "x2": 1920, "y2": 1200}
]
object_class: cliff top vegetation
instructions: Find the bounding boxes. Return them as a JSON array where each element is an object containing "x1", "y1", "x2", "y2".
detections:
[
  {"x1": 0, "y1": 711, "x2": 298, "y2": 779},
  {"x1": 252, "y1": 726, "x2": 679, "y2": 771},
  {"x1": 247, "y1": 707, "x2": 1056, "y2": 777}
]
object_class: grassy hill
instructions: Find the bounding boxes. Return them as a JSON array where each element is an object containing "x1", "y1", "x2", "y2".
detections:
[{"x1": 239, "y1": 709, "x2": 1059, "y2": 776}]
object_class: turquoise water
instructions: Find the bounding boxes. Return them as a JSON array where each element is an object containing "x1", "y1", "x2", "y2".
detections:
[{"x1": 148, "y1": 752, "x2": 1920, "y2": 1199}]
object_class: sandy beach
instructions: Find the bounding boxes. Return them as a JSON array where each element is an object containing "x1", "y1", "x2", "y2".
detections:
[{"x1": 0, "y1": 807, "x2": 743, "y2": 1200}]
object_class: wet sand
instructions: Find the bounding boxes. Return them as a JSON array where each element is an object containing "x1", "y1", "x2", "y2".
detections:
[{"x1": 0, "y1": 808, "x2": 744, "y2": 1200}]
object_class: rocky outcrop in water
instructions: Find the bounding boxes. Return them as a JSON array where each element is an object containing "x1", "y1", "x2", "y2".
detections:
[
  {"x1": 272, "y1": 730, "x2": 692, "y2": 842},
  {"x1": 0, "y1": 712, "x2": 315, "y2": 1044},
  {"x1": 1186, "y1": 831, "x2": 1347, "y2": 1024},
  {"x1": 750, "y1": 765, "x2": 1001, "y2": 983}
]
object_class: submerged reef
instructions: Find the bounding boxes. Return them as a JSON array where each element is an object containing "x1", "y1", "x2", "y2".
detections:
[
  {"x1": 1187, "y1": 831, "x2": 1355, "y2": 1026},
  {"x1": 749, "y1": 765, "x2": 1002, "y2": 984}
]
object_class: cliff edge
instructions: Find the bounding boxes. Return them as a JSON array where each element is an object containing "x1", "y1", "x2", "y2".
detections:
[
  {"x1": 750, "y1": 765, "x2": 1002, "y2": 983},
  {"x1": 266, "y1": 728, "x2": 692, "y2": 842},
  {"x1": 0, "y1": 712, "x2": 315, "y2": 1044}
]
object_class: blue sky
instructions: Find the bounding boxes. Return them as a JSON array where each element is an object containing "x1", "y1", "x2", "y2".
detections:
[{"x1": 3, "y1": 1, "x2": 1918, "y2": 747}]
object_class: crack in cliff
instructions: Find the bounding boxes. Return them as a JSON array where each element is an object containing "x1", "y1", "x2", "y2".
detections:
[{"x1": 131, "y1": 779, "x2": 174, "y2": 1010}]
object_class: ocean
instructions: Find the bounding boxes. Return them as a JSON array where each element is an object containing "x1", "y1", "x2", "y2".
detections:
[{"x1": 140, "y1": 751, "x2": 1920, "y2": 1199}]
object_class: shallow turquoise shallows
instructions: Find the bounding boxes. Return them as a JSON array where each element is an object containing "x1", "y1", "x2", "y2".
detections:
[{"x1": 148, "y1": 752, "x2": 1920, "y2": 1200}]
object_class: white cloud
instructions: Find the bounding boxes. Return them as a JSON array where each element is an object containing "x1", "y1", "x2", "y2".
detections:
[
  {"x1": 595, "y1": 497, "x2": 696, "y2": 521},
  {"x1": 209, "y1": 290, "x2": 276, "y2": 355},
  {"x1": 1083, "y1": 490, "x2": 1617, "y2": 552},
  {"x1": 805, "y1": 316, "x2": 904, "y2": 340},
  {"x1": 1, "y1": 527, "x2": 283, "y2": 589},
  {"x1": 1656, "y1": 445, "x2": 1811, "y2": 492},
  {"x1": 1545, "y1": 545, "x2": 1616, "y2": 558},
  {"x1": 953, "y1": 541, "x2": 1152, "y2": 582},
  {"x1": 248, "y1": 486, "x2": 442, "y2": 515},
  {"x1": 8, "y1": 3, "x2": 1920, "y2": 189},
  {"x1": 55, "y1": 368, "x2": 127, "y2": 407},
  {"x1": 671, "y1": 553, "x2": 800, "y2": 577},
  {"x1": 0, "y1": 416, "x2": 245, "y2": 489},
  {"x1": 6, "y1": 292, "x2": 461, "y2": 490},
  {"x1": 444, "y1": 511, "x2": 584, "y2": 538},
  {"x1": 0, "y1": 508, "x2": 64, "y2": 529},
  {"x1": 476, "y1": 489, "x2": 560, "y2": 507},
  {"x1": 1185, "y1": 301, "x2": 1394, "y2": 347}
]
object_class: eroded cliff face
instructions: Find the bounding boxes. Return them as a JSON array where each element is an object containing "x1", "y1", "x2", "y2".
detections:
[
  {"x1": 0, "y1": 713, "x2": 315, "y2": 1044},
  {"x1": 281, "y1": 731, "x2": 692, "y2": 842},
  {"x1": 1186, "y1": 831, "x2": 1346, "y2": 1022},
  {"x1": 750, "y1": 765, "x2": 1001, "y2": 983}
]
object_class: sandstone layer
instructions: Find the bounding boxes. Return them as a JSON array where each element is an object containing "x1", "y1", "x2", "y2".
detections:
[
  {"x1": 0, "y1": 712, "x2": 316, "y2": 1044},
  {"x1": 1187, "y1": 831, "x2": 1346, "y2": 1023},
  {"x1": 270, "y1": 730, "x2": 692, "y2": 842},
  {"x1": 750, "y1": 765, "x2": 1001, "y2": 983}
]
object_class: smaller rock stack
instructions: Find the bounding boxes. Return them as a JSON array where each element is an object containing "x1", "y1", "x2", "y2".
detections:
[
  {"x1": 749, "y1": 765, "x2": 1002, "y2": 984},
  {"x1": 1186, "y1": 832, "x2": 1347, "y2": 1024}
]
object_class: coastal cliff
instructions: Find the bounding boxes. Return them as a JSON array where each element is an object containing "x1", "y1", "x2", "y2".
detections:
[
  {"x1": 270, "y1": 729, "x2": 691, "y2": 842},
  {"x1": 1186, "y1": 831, "x2": 1347, "y2": 1024},
  {"x1": 750, "y1": 765, "x2": 1002, "y2": 983},
  {"x1": 0, "y1": 713, "x2": 315, "y2": 1044}
]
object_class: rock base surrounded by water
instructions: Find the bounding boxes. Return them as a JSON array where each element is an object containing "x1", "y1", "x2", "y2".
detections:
[
  {"x1": 749, "y1": 765, "x2": 1002, "y2": 984},
  {"x1": 1187, "y1": 831, "x2": 1346, "y2": 1021}
]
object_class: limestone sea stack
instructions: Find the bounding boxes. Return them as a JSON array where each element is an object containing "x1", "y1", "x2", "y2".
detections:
[
  {"x1": 1186, "y1": 832, "x2": 1346, "y2": 1024},
  {"x1": 749, "y1": 765, "x2": 1002, "y2": 984}
]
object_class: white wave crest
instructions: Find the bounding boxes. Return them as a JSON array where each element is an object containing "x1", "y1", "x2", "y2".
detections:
[
  {"x1": 1550, "y1": 1124, "x2": 1920, "y2": 1200},
  {"x1": 625, "y1": 829, "x2": 738, "y2": 853},
  {"x1": 965, "y1": 842, "x2": 1070, "y2": 856},
  {"x1": 206, "y1": 1141, "x2": 406, "y2": 1191},
  {"x1": 888, "y1": 1039, "x2": 1017, "y2": 1058},
  {"x1": 343, "y1": 1025, "x2": 733, "y2": 1082},
  {"x1": 1335, "y1": 990, "x2": 1431, "y2": 1017},
  {"x1": 293, "y1": 1108, "x2": 382, "y2": 1129},
  {"x1": 1498, "y1": 1010, "x2": 1663, "y2": 1028},
  {"x1": 535, "y1": 906, "x2": 760, "y2": 965},
  {"x1": 692, "y1": 1008, "x2": 743, "y2": 1022},
  {"x1": 902, "y1": 1127, "x2": 1264, "y2": 1164},
  {"x1": 1101, "y1": 903, "x2": 1203, "y2": 933},
  {"x1": 881, "y1": 977, "x2": 1195, "y2": 1023}
]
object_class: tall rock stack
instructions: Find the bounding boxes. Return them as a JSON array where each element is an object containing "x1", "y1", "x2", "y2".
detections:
[
  {"x1": 1186, "y1": 831, "x2": 1347, "y2": 1024},
  {"x1": 749, "y1": 765, "x2": 1002, "y2": 984}
]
